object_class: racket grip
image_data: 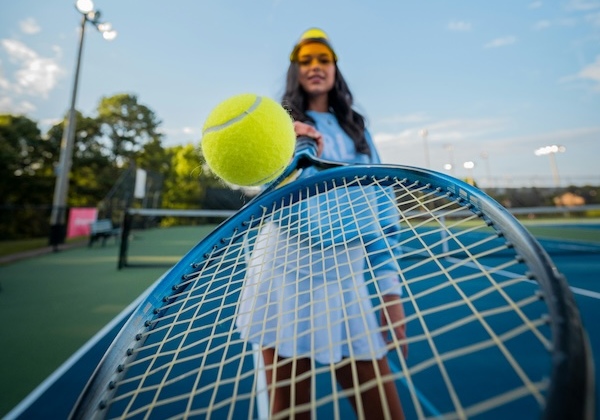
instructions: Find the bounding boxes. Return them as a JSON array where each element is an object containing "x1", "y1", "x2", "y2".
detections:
[{"x1": 295, "y1": 135, "x2": 318, "y2": 156}]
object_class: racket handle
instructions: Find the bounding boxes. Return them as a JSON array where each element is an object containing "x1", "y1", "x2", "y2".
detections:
[{"x1": 295, "y1": 135, "x2": 318, "y2": 156}]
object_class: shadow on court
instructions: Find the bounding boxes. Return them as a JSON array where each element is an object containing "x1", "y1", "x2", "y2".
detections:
[{"x1": 1, "y1": 224, "x2": 599, "y2": 418}]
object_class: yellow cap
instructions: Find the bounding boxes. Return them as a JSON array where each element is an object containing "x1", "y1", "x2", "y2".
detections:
[{"x1": 290, "y1": 28, "x2": 338, "y2": 62}]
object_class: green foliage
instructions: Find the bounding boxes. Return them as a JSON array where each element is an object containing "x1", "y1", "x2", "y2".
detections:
[
  {"x1": 0, "y1": 94, "x2": 172, "y2": 239},
  {"x1": 97, "y1": 93, "x2": 163, "y2": 161},
  {"x1": 162, "y1": 144, "x2": 209, "y2": 210}
]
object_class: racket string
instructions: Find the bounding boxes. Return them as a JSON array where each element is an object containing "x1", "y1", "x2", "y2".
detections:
[{"x1": 99, "y1": 174, "x2": 558, "y2": 419}]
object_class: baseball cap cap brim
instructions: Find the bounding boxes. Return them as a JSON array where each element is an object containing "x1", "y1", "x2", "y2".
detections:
[{"x1": 290, "y1": 28, "x2": 338, "y2": 62}]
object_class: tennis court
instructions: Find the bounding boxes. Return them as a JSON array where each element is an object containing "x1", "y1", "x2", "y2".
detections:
[{"x1": 1, "y1": 219, "x2": 599, "y2": 419}]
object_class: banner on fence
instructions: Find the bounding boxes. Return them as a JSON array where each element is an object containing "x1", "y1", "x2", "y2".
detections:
[{"x1": 67, "y1": 208, "x2": 98, "y2": 238}]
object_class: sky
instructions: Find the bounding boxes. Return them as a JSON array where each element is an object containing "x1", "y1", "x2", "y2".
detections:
[{"x1": 1, "y1": 0, "x2": 599, "y2": 188}]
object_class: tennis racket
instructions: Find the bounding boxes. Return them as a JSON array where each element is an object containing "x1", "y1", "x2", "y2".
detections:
[{"x1": 70, "y1": 138, "x2": 594, "y2": 419}]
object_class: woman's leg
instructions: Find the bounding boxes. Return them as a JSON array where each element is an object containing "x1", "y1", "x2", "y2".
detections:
[
  {"x1": 335, "y1": 357, "x2": 405, "y2": 420},
  {"x1": 262, "y1": 348, "x2": 312, "y2": 419}
]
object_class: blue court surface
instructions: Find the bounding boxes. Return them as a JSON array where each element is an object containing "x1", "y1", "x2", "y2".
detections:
[{"x1": 4, "y1": 227, "x2": 600, "y2": 419}]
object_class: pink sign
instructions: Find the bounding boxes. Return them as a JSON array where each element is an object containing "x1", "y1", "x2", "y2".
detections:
[{"x1": 67, "y1": 208, "x2": 98, "y2": 238}]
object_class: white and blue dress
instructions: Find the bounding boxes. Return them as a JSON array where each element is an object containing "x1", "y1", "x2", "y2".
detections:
[{"x1": 236, "y1": 111, "x2": 402, "y2": 364}]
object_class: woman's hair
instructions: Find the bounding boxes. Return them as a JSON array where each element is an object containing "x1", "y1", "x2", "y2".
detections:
[{"x1": 282, "y1": 63, "x2": 371, "y2": 156}]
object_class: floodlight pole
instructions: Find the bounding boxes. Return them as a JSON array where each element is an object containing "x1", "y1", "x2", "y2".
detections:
[
  {"x1": 534, "y1": 145, "x2": 566, "y2": 188},
  {"x1": 49, "y1": 14, "x2": 87, "y2": 250},
  {"x1": 419, "y1": 128, "x2": 430, "y2": 168},
  {"x1": 49, "y1": 2, "x2": 116, "y2": 250}
]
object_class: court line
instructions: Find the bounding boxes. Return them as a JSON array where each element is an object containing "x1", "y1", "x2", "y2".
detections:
[
  {"x1": 388, "y1": 357, "x2": 444, "y2": 418},
  {"x1": 569, "y1": 287, "x2": 600, "y2": 300},
  {"x1": 442, "y1": 255, "x2": 600, "y2": 300}
]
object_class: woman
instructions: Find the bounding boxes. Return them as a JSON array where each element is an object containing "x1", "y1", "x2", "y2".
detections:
[{"x1": 237, "y1": 28, "x2": 407, "y2": 419}]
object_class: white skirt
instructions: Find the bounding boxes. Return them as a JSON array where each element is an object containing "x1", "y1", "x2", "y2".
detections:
[{"x1": 236, "y1": 222, "x2": 387, "y2": 364}]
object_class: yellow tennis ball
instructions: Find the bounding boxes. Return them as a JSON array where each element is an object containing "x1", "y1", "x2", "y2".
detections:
[{"x1": 201, "y1": 93, "x2": 296, "y2": 186}]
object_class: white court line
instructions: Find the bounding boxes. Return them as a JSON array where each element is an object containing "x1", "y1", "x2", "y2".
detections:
[
  {"x1": 388, "y1": 358, "x2": 444, "y2": 418},
  {"x1": 442, "y1": 255, "x2": 600, "y2": 300}
]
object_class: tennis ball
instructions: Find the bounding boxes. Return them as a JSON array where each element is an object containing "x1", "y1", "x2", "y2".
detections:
[{"x1": 201, "y1": 93, "x2": 296, "y2": 186}]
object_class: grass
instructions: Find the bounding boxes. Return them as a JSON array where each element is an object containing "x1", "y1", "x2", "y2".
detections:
[{"x1": 0, "y1": 236, "x2": 87, "y2": 259}]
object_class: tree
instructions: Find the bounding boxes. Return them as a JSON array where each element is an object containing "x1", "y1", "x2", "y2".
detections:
[
  {"x1": 96, "y1": 93, "x2": 163, "y2": 164},
  {"x1": 0, "y1": 114, "x2": 44, "y2": 180},
  {"x1": 0, "y1": 114, "x2": 51, "y2": 204},
  {"x1": 0, "y1": 114, "x2": 55, "y2": 239},
  {"x1": 162, "y1": 144, "x2": 206, "y2": 209},
  {"x1": 46, "y1": 111, "x2": 115, "y2": 207}
]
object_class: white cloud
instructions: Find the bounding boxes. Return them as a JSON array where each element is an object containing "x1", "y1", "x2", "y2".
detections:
[
  {"x1": 535, "y1": 18, "x2": 579, "y2": 30},
  {"x1": 19, "y1": 18, "x2": 41, "y2": 35},
  {"x1": 447, "y1": 21, "x2": 472, "y2": 32},
  {"x1": 0, "y1": 96, "x2": 36, "y2": 114},
  {"x1": 0, "y1": 61, "x2": 10, "y2": 90},
  {"x1": 529, "y1": 1, "x2": 543, "y2": 8},
  {"x1": 533, "y1": 20, "x2": 551, "y2": 30},
  {"x1": 585, "y1": 11, "x2": 600, "y2": 25},
  {"x1": 1, "y1": 38, "x2": 64, "y2": 98},
  {"x1": 577, "y1": 55, "x2": 600, "y2": 89},
  {"x1": 372, "y1": 117, "x2": 508, "y2": 165},
  {"x1": 484, "y1": 36, "x2": 517, "y2": 49},
  {"x1": 2, "y1": 39, "x2": 37, "y2": 63},
  {"x1": 564, "y1": 0, "x2": 600, "y2": 11},
  {"x1": 376, "y1": 112, "x2": 430, "y2": 125}
]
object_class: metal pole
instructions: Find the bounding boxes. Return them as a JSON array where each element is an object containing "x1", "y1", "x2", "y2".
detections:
[
  {"x1": 548, "y1": 152, "x2": 560, "y2": 187},
  {"x1": 49, "y1": 14, "x2": 87, "y2": 248},
  {"x1": 420, "y1": 129, "x2": 430, "y2": 168}
]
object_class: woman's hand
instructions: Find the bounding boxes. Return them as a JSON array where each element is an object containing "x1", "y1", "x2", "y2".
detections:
[
  {"x1": 380, "y1": 294, "x2": 408, "y2": 359},
  {"x1": 293, "y1": 121, "x2": 324, "y2": 156}
]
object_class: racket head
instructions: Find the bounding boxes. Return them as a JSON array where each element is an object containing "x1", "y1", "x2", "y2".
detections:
[{"x1": 70, "y1": 163, "x2": 594, "y2": 420}]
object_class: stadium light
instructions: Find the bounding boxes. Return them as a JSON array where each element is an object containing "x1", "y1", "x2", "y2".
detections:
[
  {"x1": 480, "y1": 151, "x2": 492, "y2": 188},
  {"x1": 463, "y1": 161, "x2": 475, "y2": 185},
  {"x1": 49, "y1": 0, "x2": 117, "y2": 249},
  {"x1": 534, "y1": 145, "x2": 566, "y2": 187}
]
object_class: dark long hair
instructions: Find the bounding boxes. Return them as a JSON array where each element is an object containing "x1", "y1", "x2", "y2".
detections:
[{"x1": 282, "y1": 63, "x2": 371, "y2": 156}]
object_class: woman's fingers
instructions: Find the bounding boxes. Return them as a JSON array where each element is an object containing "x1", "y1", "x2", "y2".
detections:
[{"x1": 293, "y1": 121, "x2": 324, "y2": 156}]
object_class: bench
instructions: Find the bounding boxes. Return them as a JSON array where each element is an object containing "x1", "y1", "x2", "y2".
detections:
[{"x1": 89, "y1": 219, "x2": 120, "y2": 247}]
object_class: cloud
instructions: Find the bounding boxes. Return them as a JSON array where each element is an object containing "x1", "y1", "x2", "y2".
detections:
[
  {"x1": 484, "y1": 36, "x2": 517, "y2": 49},
  {"x1": 376, "y1": 112, "x2": 430, "y2": 125},
  {"x1": 447, "y1": 21, "x2": 472, "y2": 32},
  {"x1": 585, "y1": 11, "x2": 600, "y2": 25},
  {"x1": 372, "y1": 117, "x2": 507, "y2": 150},
  {"x1": 577, "y1": 55, "x2": 600, "y2": 89},
  {"x1": 0, "y1": 38, "x2": 63, "y2": 98},
  {"x1": 19, "y1": 18, "x2": 41, "y2": 35},
  {"x1": 533, "y1": 20, "x2": 552, "y2": 30},
  {"x1": 529, "y1": 1, "x2": 543, "y2": 8},
  {"x1": 0, "y1": 61, "x2": 10, "y2": 90},
  {"x1": 564, "y1": 0, "x2": 600, "y2": 11},
  {"x1": 0, "y1": 95, "x2": 35, "y2": 114}
]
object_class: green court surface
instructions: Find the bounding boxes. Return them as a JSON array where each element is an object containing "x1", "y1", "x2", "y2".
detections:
[
  {"x1": 0, "y1": 225, "x2": 217, "y2": 417},
  {"x1": 0, "y1": 221, "x2": 598, "y2": 417}
]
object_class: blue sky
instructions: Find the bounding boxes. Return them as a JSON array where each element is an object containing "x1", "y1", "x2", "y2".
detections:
[{"x1": 1, "y1": 0, "x2": 599, "y2": 188}]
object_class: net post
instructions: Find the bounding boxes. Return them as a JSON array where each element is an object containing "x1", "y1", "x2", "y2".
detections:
[{"x1": 117, "y1": 209, "x2": 132, "y2": 270}]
